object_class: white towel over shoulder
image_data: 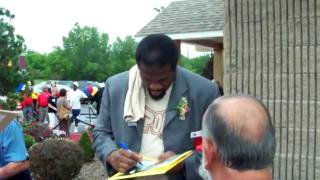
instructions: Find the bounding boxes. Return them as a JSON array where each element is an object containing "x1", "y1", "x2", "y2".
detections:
[{"x1": 123, "y1": 65, "x2": 145, "y2": 123}]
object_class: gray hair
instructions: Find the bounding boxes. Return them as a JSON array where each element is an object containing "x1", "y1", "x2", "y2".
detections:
[{"x1": 202, "y1": 95, "x2": 276, "y2": 171}]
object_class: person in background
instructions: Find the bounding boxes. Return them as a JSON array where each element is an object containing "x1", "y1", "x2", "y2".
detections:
[
  {"x1": 215, "y1": 80, "x2": 224, "y2": 96},
  {"x1": 211, "y1": 79, "x2": 224, "y2": 96},
  {"x1": 37, "y1": 86, "x2": 50, "y2": 124},
  {"x1": 57, "y1": 89, "x2": 72, "y2": 136},
  {"x1": 67, "y1": 82, "x2": 87, "y2": 133},
  {"x1": 0, "y1": 120, "x2": 31, "y2": 179},
  {"x1": 21, "y1": 91, "x2": 33, "y2": 122},
  {"x1": 31, "y1": 88, "x2": 38, "y2": 119},
  {"x1": 200, "y1": 95, "x2": 275, "y2": 180},
  {"x1": 24, "y1": 80, "x2": 38, "y2": 119},
  {"x1": 50, "y1": 81, "x2": 58, "y2": 98},
  {"x1": 90, "y1": 86, "x2": 104, "y2": 115},
  {"x1": 48, "y1": 89, "x2": 58, "y2": 129},
  {"x1": 24, "y1": 81, "x2": 33, "y2": 95}
]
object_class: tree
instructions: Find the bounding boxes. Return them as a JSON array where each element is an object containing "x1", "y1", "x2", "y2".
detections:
[
  {"x1": 25, "y1": 51, "x2": 49, "y2": 79},
  {"x1": 0, "y1": 8, "x2": 26, "y2": 95},
  {"x1": 25, "y1": 25, "x2": 138, "y2": 81},
  {"x1": 180, "y1": 55, "x2": 210, "y2": 75},
  {"x1": 45, "y1": 47, "x2": 73, "y2": 80},
  {"x1": 59, "y1": 23, "x2": 111, "y2": 81},
  {"x1": 109, "y1": 36, "x2": 136, "y2": 76}
]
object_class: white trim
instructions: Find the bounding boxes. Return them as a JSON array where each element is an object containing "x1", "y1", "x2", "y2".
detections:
[
  {"x1": 190, "y1": 130, "x2": 202, "y2": 138},
  {"x1": 135, "y1": 30, "x2": 224, "y2": 42}
]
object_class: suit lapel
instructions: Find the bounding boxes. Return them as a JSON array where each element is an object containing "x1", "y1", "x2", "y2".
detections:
[
  {"x1": 136, "y1": 118, "x2": 144, "y2": 138},
  {"x1": 164, "y1": 68, "x2": 188, "y2": 128}
]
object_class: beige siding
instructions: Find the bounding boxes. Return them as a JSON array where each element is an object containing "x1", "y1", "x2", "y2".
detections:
[{"x1": 224, "y1": 0, "x2": 320, "y2": 179}]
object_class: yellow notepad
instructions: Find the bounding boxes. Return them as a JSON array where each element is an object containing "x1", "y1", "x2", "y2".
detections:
[{"x1": 109, "y1": 150, "x2": 193, "y2": 180}]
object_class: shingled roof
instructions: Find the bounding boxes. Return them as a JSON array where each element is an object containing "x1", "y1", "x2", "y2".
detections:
[{"x1": 135, "y1": 0, "x2": 224, "y2": 40}]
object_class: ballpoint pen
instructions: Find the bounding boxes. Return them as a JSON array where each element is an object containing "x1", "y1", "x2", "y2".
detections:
[{"x1": 118, "y1": 141, "x2": 143, "y2": 166}]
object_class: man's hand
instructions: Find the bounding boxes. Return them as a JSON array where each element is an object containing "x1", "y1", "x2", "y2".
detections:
[
  {"x1": 158, "y1": 151, "x2": 185, "y2": 173},
  {"x1": 158, "y1": 151, "x2": 176, "y2": 162},
  {"x1": 107, "y1": 149, "x2": 141, "y2": 173}
]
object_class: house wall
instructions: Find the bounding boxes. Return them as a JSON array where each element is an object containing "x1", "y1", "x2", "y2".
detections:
[
  {"x1": 223, "y1": 0, "x2": 320, "y2": 179},
  {"x1": 213, "y1": 47, "x2": 224, "y2": 85}
]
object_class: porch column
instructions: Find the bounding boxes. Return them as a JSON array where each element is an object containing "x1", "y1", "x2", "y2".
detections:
[{"x1": 213, "y1": 44, "x2": 224, "y2": 86}]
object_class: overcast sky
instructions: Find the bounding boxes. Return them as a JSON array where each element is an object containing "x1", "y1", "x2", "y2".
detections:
[
  {"x1": 0, "y1": 0, "x2": 175, "y2": 51},
  {"x1": 1, "y1": 0, "x2": 208, "y2": 57}
]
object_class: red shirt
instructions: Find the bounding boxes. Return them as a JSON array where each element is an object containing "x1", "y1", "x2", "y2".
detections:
[
  {"x1": 21, "y1": 97, "x2": 33, "y2": 108},
  {"x1": 38, "y1": 92, "x2": 50, "y2": 107}
]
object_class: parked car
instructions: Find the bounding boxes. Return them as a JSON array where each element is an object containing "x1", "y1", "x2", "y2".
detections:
[
  {"x1": 77, "y1": 81, "x2": 101, "y2": 89},
  {"x1": 33, "y1": 81, "x2": 71, "y2": 93},
  {"x1": 55, "y1": 80, "x2": 73, "y2": 88},
  {"x1": 33, "y1": 80, "x2": 102, "y2": 94}
]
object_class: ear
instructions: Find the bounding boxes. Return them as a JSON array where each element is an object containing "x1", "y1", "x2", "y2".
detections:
[{"x1": 203, "y1": 138, "x2": 216, "y2": 170}]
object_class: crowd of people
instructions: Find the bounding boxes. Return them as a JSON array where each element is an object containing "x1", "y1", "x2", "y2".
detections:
[
  {"x1": 19, "y1": 81, "x2": 98, "y2": 135},
  {"x1": 0, "y1": 80, "x2": 103, "y2": 179}
]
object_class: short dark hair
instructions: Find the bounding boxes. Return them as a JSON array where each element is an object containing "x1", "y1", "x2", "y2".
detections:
[
  {"x1": 59, "y1": 88, "x2": 67, "y2": 97},
  {"x1": 135, "y1": 34, "x2": 179, "y2": 71},
  {"x1": 202, "y1": 97, "x2": 276, "y2": 171}
]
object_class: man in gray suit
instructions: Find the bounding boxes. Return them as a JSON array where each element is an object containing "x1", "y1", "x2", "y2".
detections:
[{"x1": 93, "y1": 34, "x2": 220, "y2": 179}]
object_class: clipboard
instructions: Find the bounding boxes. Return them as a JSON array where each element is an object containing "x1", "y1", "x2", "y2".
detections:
[
  {"x1": 0, "y1": 110, "x2": 19, "y2": 132},
  {"x1": 109, "y1": 150, "x2": 193, "y2": 180}
]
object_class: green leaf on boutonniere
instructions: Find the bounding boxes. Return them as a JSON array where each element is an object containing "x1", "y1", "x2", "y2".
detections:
[{"x1": 177, "y1": 97, "x2": 190, "y2": 120}]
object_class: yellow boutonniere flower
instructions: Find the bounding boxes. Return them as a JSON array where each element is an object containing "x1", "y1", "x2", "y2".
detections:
[{"x1": 177, "y1": 97, "x2": 190, "y2": 120}]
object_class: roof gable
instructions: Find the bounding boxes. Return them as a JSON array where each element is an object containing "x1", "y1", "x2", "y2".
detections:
[{"x1": 135, "y1": 0, "x2": 224, "y2": 38}]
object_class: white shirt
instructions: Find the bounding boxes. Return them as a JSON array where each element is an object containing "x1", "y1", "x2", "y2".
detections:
[
  {"x1": 138, "y1": 84, "x2": 172, "y2": 180},
  {"x1": 140, "y1": 84, "x2": 173, "y2": 158},
  {"x1": 67, "y1": 89, "x2": 87, "y2": 110}
]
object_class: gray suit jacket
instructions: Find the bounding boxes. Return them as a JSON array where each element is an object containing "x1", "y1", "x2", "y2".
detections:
[{"x1": 93, "y1": 67, "x2": 220, "y2": 180}]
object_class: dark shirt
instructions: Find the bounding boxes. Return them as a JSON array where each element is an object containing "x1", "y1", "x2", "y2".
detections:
[
  {"x1": 91, "y1": 87, "x2": 104, "y2": 115},
  {"x1": 48, "y1": 96, "x2": 57, "y2": 113},
  {"x1": 219, "y1": 86, "x2": 224, "y2": 96}
]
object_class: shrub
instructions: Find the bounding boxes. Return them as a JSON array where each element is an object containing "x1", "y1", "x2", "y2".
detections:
[
  {"x1": 24, "y1": 134, "x2": 36, "y2": 150},
  {"x1": 23, "y1": 122, "x2": 53, "y2": 142},
  {"x1": 78, "y1": 132, "x2": 95, "y2": 162},
  {"x1": 0, "y1": 93, "x2": 21, "y2": 110},
  {"x1": 29, "y1": 138, "x2": 84, "y2": 180}
]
